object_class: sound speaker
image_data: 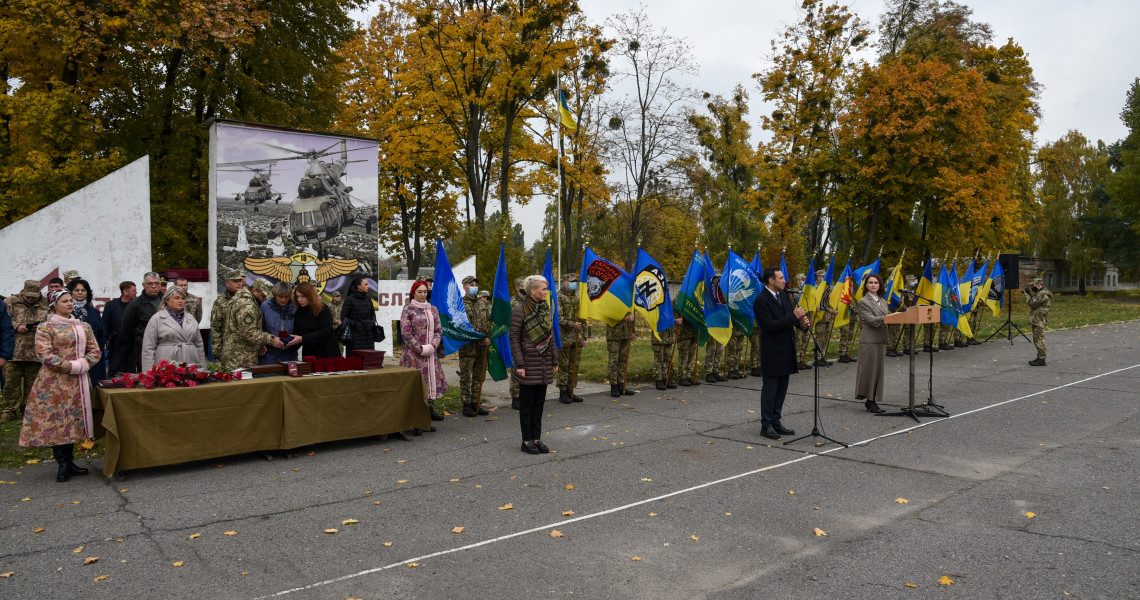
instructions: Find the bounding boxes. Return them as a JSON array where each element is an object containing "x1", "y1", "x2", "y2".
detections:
[{"x1": 998, "y1": 253, "x2": 1019, "y2": 286}]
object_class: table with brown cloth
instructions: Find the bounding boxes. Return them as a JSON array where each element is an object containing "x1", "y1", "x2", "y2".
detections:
[{"x1": 95, "y1": 367, "x2": 429, "y2": 476}]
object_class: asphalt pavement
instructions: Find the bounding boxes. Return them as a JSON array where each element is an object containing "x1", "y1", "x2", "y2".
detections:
[{"x1": 1, "y1": 321, "x2": 1137, "y2": 599}]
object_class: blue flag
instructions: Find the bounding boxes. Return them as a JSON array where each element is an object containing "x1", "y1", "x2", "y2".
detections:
[
  {"x1": 486, "y1": 243, "x2": 514, "y2": 380},
  {"x1": 779, "y1": 252, "x2": 789, "y2": 284},
  {"x1": 721, "y1": 250, "x2": 760, "y2": 335},
  {"x1": 431, "y1": 239, "x2": 486, "y2": 356},
  {"x1": 970, "y1": 259, "x2": 988, "y2": 307},
  {"x1": 543, "y1": 249, "x2": 561, "y2": 350},
  {"x1": 853, "y1": 255, "x2": 882, "y2": 302},
  {"x1": 675, "y1": 250, "x2": 709, "y2": 344},
  {"x1": 750, "y1": 251, "x2": 763, "y2": 278},
  {"x1": 702, "y1": 251, "x2": 732, "y2": 345},
  {"x1": 633, "y1": 248, "x2": 674, "y2": 341}
]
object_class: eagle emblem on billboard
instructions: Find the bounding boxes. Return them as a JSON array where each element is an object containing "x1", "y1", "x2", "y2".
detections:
[{"x1": 244, "y1": 253, "x2": 357, "y2": 293}]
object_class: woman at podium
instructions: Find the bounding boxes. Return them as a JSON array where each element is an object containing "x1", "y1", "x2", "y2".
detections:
[{"x1": 855, "y1": 274, "x2": 889, "y2": 413}]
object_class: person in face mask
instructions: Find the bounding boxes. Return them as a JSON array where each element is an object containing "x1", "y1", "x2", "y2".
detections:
[
  {"x1": 556, "y1": 273, "x2": 585, "y2": 404},
  {"x1": 458, "y1": 276, "x2": 491, "y2": 417}
]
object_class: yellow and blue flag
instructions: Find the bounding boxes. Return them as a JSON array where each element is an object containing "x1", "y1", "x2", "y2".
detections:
[
  {"x1": 579, "y1": 247, "x2": 633, "y2": 326},
  {"x1": 854, "y1": 256, "x2": 881, "y2": 302},
  {"x1": 883, "y1": 256, "x2": 906, "y2": 310},
  {"x1": 969, "y1": 259, "x2": 988, "y2": 310},
  {"x1": 830, "y1": 258, "x2": 856, "y2": 328},
  {"x1": 633, "y1": 248, "x2": 673, "y2": 341},
  {"x1": 958, "y1": 259, "x2": 974, "y2": 316},
  {"x1": 915, "y1": 258, "x2": 937, "y2": 305},
  {"x1": 543, "y1": 248, "x2": 561, "y2": 350},
  {"x1": 487, "y1": 243, "x2": 514, "y2": 380},
  {"x1": 675, "y1": 249, "x2": 709, "y2": 344},
  {"x1": 722, "y1": 250, "x2": 760, "y2": 336},
  {"x1": 431, "y1": 239, "x2": 486, "y2": 355},
  {"x1": 558, "y1": 90, "x2": 577, "y2": 132},
  {"x1": 703, "y1": 252, "x2": 732, "y2": 345},
  {"x1": 984, "y1": 260, "x2": 1005, "y2": 316},
  {"x1": 938, "y1": 262, "x2": 972, "y2": 338},
  {"x1": 798, "y1": 255, "x2": 817, "y2": 315}
]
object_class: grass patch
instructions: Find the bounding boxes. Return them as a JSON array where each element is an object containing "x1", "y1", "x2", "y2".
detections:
[{"x1": 0, "y1": 419, "x2": 105, "y2": 470}]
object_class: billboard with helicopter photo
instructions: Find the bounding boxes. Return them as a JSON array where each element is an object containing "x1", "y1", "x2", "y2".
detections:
[{"x1": 208, "y1": 120, "x2": 380, "y2": 304}]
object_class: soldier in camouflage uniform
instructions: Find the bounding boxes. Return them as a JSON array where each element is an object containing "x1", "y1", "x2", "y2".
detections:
[
  {"x1": 220, "y1": 278, "x2": 284, "y2": 371},
  {"x1": 675, "y1": 318, "x2": 701, "y2": 386},
  {"x1": 922, "y1": 259, "x2": 941, "y2": 353},
  {"x1": 724, "y1": 327, "x2": 747, "y2": 380},
  {"x1": 837, "y1": 309, "x2": 860, "y2": 363},
  {"x1": 209, "y1": 270, "x2": 245, "y2": 365},
  {"x1": 887, "y1": 274, "x2": 918, "y2": 356},
  {"x1": 2, "y1": 281, "x2": 47, "y2": 422},
  {"x1": 1026, "y1": 278, "x2": 1051, "y2": 366},
  {"x1": 175, "y1": 277, "x2": 203, "y2": 323},
  {"x1": 652, "y1": 316, "x2": 681, "y2": 389},
  {"x1": 607, "y1": 313, "x2": 636, "y2": 396},
  {"x1": 459, "y1": 275, "x2": 491, "y2": 416},
  {"x1": 509, "y1": 277, "x2": 527, "y2": 409},
  {"x1": 328, "y1": 291, "x2": 344, "y2": 325},
  {"x1": 557, "y1": 274, "x2": 585, "y2": 404},
  {"x1": 704, "y1": 335, "x2": 725, "y2": 383},
  {"x1": 810, "y1": 270, "x2": 837, "y2": 367}
]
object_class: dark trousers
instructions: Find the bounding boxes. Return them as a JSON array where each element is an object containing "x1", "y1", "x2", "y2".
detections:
[
  {"x1": 760, "y1": 375, "x2": 790, "y2": 427},
  {"x1": 518, "y1": 384, "x2": 546, "y2": 441}
]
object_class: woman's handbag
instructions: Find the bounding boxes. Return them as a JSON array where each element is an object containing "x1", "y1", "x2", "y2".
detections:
[
  {"x1": 372, "y1": 323, "x2": 386, "y2": 343},
  {"x1": 335, "y1": 321, "x2": 352, "y2": 343}
]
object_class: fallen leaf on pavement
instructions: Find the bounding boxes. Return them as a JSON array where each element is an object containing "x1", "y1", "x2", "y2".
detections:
[
  {"x1": 84, "y1": 557, "x2": 98, "y2": 565},
  {"x1": 26, "y1": 459, "x2": 41, "y2": 465},
  {"x1": 905, "y1": 583, "x2": 917, "y2": 588},
  {"x1": 789, "y1": 491, "x2": 794, "y2": 495},
  {"x1": 690, "y1": 535, "x2": 699, "y2": 541},
  {"x1": 564, "y1": 484, "x2": 574, "y2": 490},
  {"x1": 648, "y1": 513, "x2": 657, "y2": 517},
  {"x1": 80, "y1": 440, "x2": 95, "y2": 450},
  {"x1": 631, "y1": 556, "x2": 642, "y2": 561},
  {"x1": 562, "y1": 510, "x2": 574, "y2": 516},
  {"x1": 1026, "y1": 512, "x2": 1036, "y2": 518},
  {"x1": 342, "y1": 519, "x2": 359, "y2": 525},
  {"x1": 120, "y1": 489, "x2": 129, "y2": 493},
  {"x1": 397, "y1": 480, "x2": 408, "y2": 484},
  {"x1": 0, "y1": 572, "x2": 13, "y2": 578},
  {"x1": 172, "y1": 561, "x2": 183, "y2": 567},
  {"x1": 72, "y1": 501, "x2": 80, "y2": 505},
  {"x1": 94, "y1": 575, "x2": 109, "y2": 582},
  {"x1": 640, "y1": 478, "x2": 653, "y2": 482},
  {"x1": 374, "y1": 501, "x2": 382, "y2": 505},
  {"x1": 451, "y1": 526, "x2": 465, "y2": 534},
  {"x1": 814, "y1": 528, "x2": 827, "y2": 536},
  {"x1": 407, "y1": 562, "x2": 419, "y2": 568},
  {"x1": 499, "y1": 503, "x2": 514, "y2": 510},
  {"x1": 189, "y1": 533, "x2": 200, "y2": 539},
  {"x1": 449, "y1": 478, "x2": 460, "y2": 482},
  {"x1": 895, "y1": 498, "x2": 909, "y2": 504},
  {"x1": 73, "y1": 546, "x2": 83, "y2": 553},
  {"x1": 223, "y1": 531, "x2": 237, "y2": 536},
  {"x1": 324, "y1": 529, "x2": 338, "y2": 534},
  {"x1": 550, "y1": 530, "x2": 563, "y2": 538},
  {"x1": 33, "y1": 527, "x2": 44, "y2": 533},
  {"x1": 939, "y1": 576, "x2": 953, "y2": 586},
  {"x1": 383, "y1": 542, "x2": 393, "y2": 547}
]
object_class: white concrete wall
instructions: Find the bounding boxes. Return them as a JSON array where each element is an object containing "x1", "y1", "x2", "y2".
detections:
[{"x1": 0, "y1": 157, "x2": 152, "y2": 304}]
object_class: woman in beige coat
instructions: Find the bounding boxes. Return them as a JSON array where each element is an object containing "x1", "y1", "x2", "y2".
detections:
[
  {"x1": 141, "y1": 287, "x2": 205, "y2": 370},
  {"x1": 855, "y1": 274, "x2": 889, "y2": 413}
]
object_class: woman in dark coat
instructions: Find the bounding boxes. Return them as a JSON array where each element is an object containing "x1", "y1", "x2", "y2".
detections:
[
  {"x1": 340, "y1": 277, "x2": 376, "y2": 355},
  {"x1": 854, "y1": 274, "x2": 889, "y2": 413},
  {"x1": 292, "y1": 282, "x2": 339, "y2": 359},
  {"x1": 67, "y1": 279, "x2": 106, "y2": 384},
  {"x1": 509, "y1": 275, "x2": 558, "y2": 455}
]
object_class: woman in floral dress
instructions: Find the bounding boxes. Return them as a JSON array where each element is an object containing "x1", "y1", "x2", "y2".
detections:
[
  {"x1": 399, "y1": 281, "x2": 446, "y2": 421},
  {"x1": 19, "y1": 290, "x2": 102, "y2": 483}
]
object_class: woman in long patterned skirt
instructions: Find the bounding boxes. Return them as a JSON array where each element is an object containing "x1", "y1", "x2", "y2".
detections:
[
  {"x1": 400, "y1": 281, "x2": 446, "y2": 423},
  {"x1": 19, "y1": 290, "x2": 102, "y2": 482}
]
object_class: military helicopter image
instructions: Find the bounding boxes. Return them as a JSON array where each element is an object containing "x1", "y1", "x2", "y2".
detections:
[
  {"x1": 218, "y1": 164, "x2": 283, "y2": 211},
  {"x1": 222, "y1": 140, "x2": 378, "y2": 259}
]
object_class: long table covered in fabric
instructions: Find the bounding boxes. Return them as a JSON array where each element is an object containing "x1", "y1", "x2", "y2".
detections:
[{"x1": 95, "y1": 367, "x2": 429, "y2": 476}]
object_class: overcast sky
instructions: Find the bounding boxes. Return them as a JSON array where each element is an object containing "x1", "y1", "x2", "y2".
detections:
[{"x1": 354, "y1": 0, "x2": 1140, "y2": 250}]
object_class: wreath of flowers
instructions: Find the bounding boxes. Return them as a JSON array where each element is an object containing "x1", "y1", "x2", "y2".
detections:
[{"x1": 111, "y1": 361, "x2": 243, "y2": 389}]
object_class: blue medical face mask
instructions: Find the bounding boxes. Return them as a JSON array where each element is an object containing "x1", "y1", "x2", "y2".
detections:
[
  {"x1": 467, "y1": 286, "x2": 479, "y2": 296},
  {"x1": 567, "y1": 282, "x2": 578, "y2": 291}
]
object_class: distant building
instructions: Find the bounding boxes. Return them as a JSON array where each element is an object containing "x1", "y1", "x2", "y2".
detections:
[
  {"x1": 1020, "y1": 257, "x2": 1120, "y2": 292},
  {"x1": 395, "y1": 266, "x2": 434, "y2": 281}
]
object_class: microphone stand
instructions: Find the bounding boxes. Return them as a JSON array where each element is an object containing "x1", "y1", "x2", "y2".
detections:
[
  {"x1": 785, "y1": 305, "x2": 847, "y2": 449},
  {"x1": 878, "y1": 291, "x2": 950, "y2": 421}
]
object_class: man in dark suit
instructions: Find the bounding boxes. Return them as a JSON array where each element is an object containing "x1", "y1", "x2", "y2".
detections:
[{"x1": 753, "y1": 266, "x2": 812, "y2": 440}]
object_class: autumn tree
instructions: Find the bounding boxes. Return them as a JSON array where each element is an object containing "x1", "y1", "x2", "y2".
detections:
[
  {"x1": 752, "y1": 0, "x2": 870, "y2": 262},
  {"x1": 603, "y1": 8, "x2": 698, "y2": 270},
  {"x1": 338, "y1": 2, "x2": 461, "y2": 279},
  {"x1": 1089, "y1": 79, "x2": 1140, "y2": 277}
]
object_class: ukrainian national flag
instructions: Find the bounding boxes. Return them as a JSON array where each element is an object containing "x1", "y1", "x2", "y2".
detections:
[
  {"x1": 486, "y1": 243, "x2": 514, "y2": 380},
  {"x1": 798, "y1": 255, "x2": 817, "y2": 315},
  {"x1": 915, "y1": 258, "x2": 937, "y2": 305},
  {"x1": 431, "y1": 239, "x2": 486, "y2": 355},
  {"x1": 633, "y1": 248, "x2": 673, "y2": 341},
  {"x1": 578, "y1": 247, "x2": 633, "y2": 326},
  {"x1": 854, "y1": 255, "x2": 882, "y2": 303},
  {"x1": 722, "y1": 250, "x2": 759, "y2": 336},
  {"x1": 558, "y1": 89, "x2": 577, "y2": 132},
  {"x1": 970, "y1": 258, "x2": 988, "y2": 310},
  {"x1": 938, "y1": 262, "x2": 972, "y2": 338},
  {"x1": 675, "y1": 249, "x2": 709, "y2": 345},
  {"x1": 702, "y1": 251, "x2": 732, "y2": 345},
  {"x1": 543, "y1": 248, "x2": 561, "y2": 350},
  {"x1": 812, "y1": 255, "x2": 836, "y2": 326},
  {"x1": 883, "y1": 256, "x2": 906, "y2": 310},
  {"x1": 984, "y1": 260, "x2": 1006, "y2": 316},
  {"x1": 958, "y1": 260, "x2": 975, "y2": 317},
  {"x1": 830, "y1": 258, "x2": 856, "y2": 328}
]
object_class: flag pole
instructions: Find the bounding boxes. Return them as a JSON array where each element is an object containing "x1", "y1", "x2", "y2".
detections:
[{"x1": 556, "y1": 74, "x2": 564, "y2": 284}]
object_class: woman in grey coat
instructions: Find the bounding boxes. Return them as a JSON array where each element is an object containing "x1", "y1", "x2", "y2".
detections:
[
  {"x1": 140, "y1": 287, "x2": 205, "y2": 370},
  {"x1": 509, "y1": 275, "x2": 559, "y2": 455},
  {"x1": 854, "y1": 274, "x2": 889, "y2": 413}
]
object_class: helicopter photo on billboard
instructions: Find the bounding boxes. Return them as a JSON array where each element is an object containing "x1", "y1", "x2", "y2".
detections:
[{"x1": 208, "y1": 120, "x2": 380, "y2": 298}]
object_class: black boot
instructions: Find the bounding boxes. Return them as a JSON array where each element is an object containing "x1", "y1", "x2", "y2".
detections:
[
  {"x1": 838, "y1": 355, "x2": 851, "y2": 363},
  {"x1": 53, "y1": 446, "x2": 70, "y2": 483},
  {"x1": 64, "y1": 444, "x2": 88, "y2": 477},
  {"x1": 622, "y1": 385, "x2": 635, "y2": 396},
  {"x1": 610, "y1": 385, "x2": 621, "y2": 398},
  {"x1": 666, "y1": 379, "x2": 678, "y2": 389},
  {"x1": 654, "y1": 379, "x2": 666, "y2": 390},
  {"x1": 679, "y1": 378, "x2": 692, "y2": 387},
  {"x1": 430, "y1": 403, "x2": 445, "y2": 421},
  {"x1": 706, "y1": 373, "x2": 718, "y2": 384},
  {"x1": 750, "y1": 367, "x2": 763, "y2": 377},
  {"x1": 462, "y1": 403, "x2": 477, "y2": 417},
  {"x1": 559, "y1": 388, "x2": 572, "y2": 404},
  {"x1": 511, "y1": 397, "x2": 520, "y2": 410},
  {"x1": 476, "y1": 404, "x2": 489, "y2": 415},
  {"x1": 572, "y1": 393, "x2": 584, "y2": 403}
]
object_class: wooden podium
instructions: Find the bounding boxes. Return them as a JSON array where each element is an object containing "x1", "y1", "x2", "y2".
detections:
[{"x1": 883, "y1": 305, "x2": 941, "y2": 421}]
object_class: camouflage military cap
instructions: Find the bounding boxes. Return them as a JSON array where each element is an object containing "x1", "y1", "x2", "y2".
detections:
[
  {"x1": 1032, "y1": 277, "x2": 1043, "y2": 285},
  {"x1": 462, "y1": 275, "x2": 478, "y2": 285},
  {"x1": 62, "y1": 269, "x2": 80, "y2": 279},
  {"x1": 795, "y1": 273, "x2": 806, "y2": 282},
  {"x1": 225, "y1": 269, "x2": 244, "y2": 281},
  {"x1": 477, "y1": 290, "x2": 490, "y2": 298},
  {"x1": 815, "y1": 269, "x2": 826, "y2": 278},
  {"x1": 562, "y1": 273, "x2": 578, "y2": 282},
  {"x1": 251, "y1": 278, "x2": 273, "y2": 295},
  {"x1": 905, "y1": 274, "x2": 918, "y2": 281},
  {"x1": 332, "y1": 290, "x2": 342, "y2": 297},
  {"x1": 21, "y1": 279, "x2": 42, "y2": 298},
  {"x1": 515, "y1": 276, "x2": 527, "y2": 290}
]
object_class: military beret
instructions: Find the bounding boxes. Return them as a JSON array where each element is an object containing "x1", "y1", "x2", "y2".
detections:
[
  {"x1": 562, "y1": 273, "x2": 578, "y2": 282},
  {"x1": 62, "y1": 269, "x2": 80, "y2": 279},
  {"x1": 225, "y1": 269, "x2": 244, "y2": 281},
  {"x1": 251, "y1": 278, "x2": 273, "y2": 295},
  {"x1": 462, "y1": 275, "x2": 478, "y2": 285}
]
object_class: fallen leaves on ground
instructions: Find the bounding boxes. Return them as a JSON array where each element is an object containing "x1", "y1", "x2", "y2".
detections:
[
  {"x1": 1026, "y1": 512, "x2": 1036, "y2": 518},
  {"x1": 189, "y1": 533, "x2": 200, "y2": 539},
  {"x1": 640, "y1": 478, "x2": 653, "y2": 482},
  {"x1": 26, "y1": 459, "x2": 41, "y2": 465},
  {"x1": 21, "y1": 497, "x2": 29, "y2": 501},
  {"x1": 690, "y1": 535, "x2": 699, "y2": 541},
  {"x1": 32, "y1": 527, "x2": 44, "y2": 533},
  {"x1": 324, "y1": 529, "x2": 338, "y2": 534},
  {"x1": 120, "y1": 489, "x2": 129, "y2": 493},
  {"x1": 79, "y1": 440, "x2": 95, "y2": 450},
  {"x1": 449, "y1": 478, "x2": 460, "y2": 482},
  {"x1": 814, "y1": 528, "x2": 827, "y2": 536},
  {"x1": 789, "y1": 491, "x2": 794, "y2": 495},
  {"x1": 648, "y1": 513, "x2": 658, "y2": 517},
  {"x1": 71, "y1": 500, "x2": 80, "y2": 505},
  {"x1": 223, "y1": 531, "x2": 237, "y2": 536},
  {"x1": 397, "y1": 480, "x2": 408, "y2": 484},
  {"x1": 172, "y1": 561, "x2": 183, "y2": 567},
  {"x1": 374, "y1": 501, "x2": 382, "y2": 505},
  {"x1": 73, "y1": 546, "x2": 83, "y2": 553},
  {"x1": 84, "y1": 557, "x2": 98, "y2": 565},
  {"x1": 564, "y1": 484, "x2": 574, "y2": 490},
  {"x1": 498, "y1": 503, "x2": 514, "y2": 510},
  {"x1": 407, "y1": 563, "x2": 419, "y2": 568},
  {"x1": 939, "y1": 576, "x2": 953, "y2": 586},
  {"x1": 905, "y1": 583, "x2": 917, "y2": 588},
  {"x1": 94, "y1": 575, "x2": 109, "y2": 582},
  {"x1": 382, "y1": 542, "x2": 393, "y2": 547},
  {"x1": 562, "y1": 510, "x2": 574, "y2": 516},
  {"x1": 895, "y1": 498, "x2": 909, "y2": 504},
  {"x1": 631, "y1": 556, "x2": 642, "y2": 561},
  {"x1": 342, "y1": 519, "x2": 359, "y2": 525},
  {"x1": 451, "y1": 526, "x2": 465, "y2": 534},
  {"x1": 550, "y1": 530, "x2": 563, "y2": 538},
  {"x1": 0, "y1": 572, "x2": 13, "y2": 578}
]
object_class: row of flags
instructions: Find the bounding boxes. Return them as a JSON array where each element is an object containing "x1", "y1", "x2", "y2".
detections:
[{"x1": 430, "y1": 239, "x2": 1012, "y2": 377}]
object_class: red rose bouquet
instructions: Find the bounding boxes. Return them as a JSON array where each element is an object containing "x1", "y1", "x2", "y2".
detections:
[{"x1": 110, "y1": 361, "x2": 243, "y2": 390}]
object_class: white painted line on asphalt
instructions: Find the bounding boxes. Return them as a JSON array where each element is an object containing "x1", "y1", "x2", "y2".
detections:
[{"x1": 254, "y1": 361, "x2": 1140, "y2": 599}]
